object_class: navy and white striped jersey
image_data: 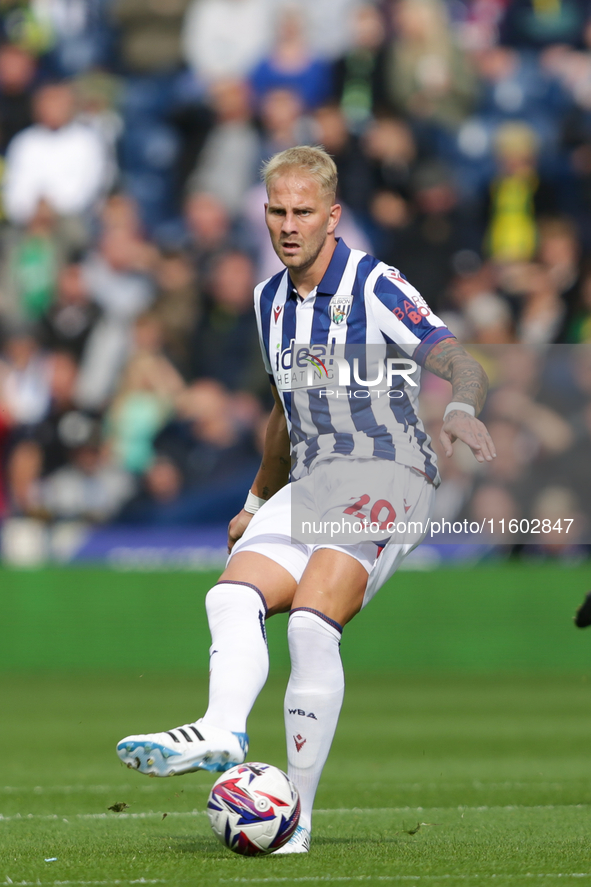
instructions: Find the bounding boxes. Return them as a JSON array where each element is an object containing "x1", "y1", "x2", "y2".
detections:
[{"x1": 254, "y1": 238, "x2": 455, "y2": 485}]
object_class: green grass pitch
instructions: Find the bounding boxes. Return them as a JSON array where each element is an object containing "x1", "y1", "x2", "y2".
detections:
[{"x1": 1, "y1": 562, "x2": 591, "y2": 886}]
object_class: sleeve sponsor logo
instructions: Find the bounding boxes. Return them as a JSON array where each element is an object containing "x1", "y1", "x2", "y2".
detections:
[{"x1": 385, "y1": 269, "x2": 432, "y2": 321}]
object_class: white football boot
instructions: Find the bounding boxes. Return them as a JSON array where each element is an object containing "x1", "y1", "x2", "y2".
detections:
[
  {"x1": 116, "y1": 719, "x2": 248, "y2": 776},
  {"x1": 273, "y1": 824, "x2": 311, "y2": 854}
]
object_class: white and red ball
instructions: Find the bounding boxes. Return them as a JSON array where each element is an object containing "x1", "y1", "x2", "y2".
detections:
[{"x1": 207, "y1": 762, "x2": 300, "y2": 856}]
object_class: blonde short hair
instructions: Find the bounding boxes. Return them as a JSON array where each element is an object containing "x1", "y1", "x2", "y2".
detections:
[{"x1": 262, "y1": 145, "x2": 338, "y2": 201}]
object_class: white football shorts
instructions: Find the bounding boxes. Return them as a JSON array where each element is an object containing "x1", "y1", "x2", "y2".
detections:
[{"x1": 229, "y1": 458, "x2": 436, "y2": 607}]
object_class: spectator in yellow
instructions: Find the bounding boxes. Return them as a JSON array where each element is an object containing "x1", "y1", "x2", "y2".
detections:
[{"x1": 486, "y1": 121, "x2": 556, "y2": 263}]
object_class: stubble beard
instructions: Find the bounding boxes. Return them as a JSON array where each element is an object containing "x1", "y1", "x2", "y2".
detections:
[{"x1": 275, "y1": 233, "x2": 326, "y2": 275}]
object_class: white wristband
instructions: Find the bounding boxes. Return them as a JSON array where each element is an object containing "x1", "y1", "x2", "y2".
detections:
[
  {"x1": 443, "y1": 401, "x2": 476, "y2": 420},
  {"x1": 244, "y1": 490, "x2": 266, "y2": 514}
]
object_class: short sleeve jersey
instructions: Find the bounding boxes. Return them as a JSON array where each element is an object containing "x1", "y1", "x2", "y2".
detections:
[{"x1": 254, "y1": 238, "x2": 455, "y2": 485}]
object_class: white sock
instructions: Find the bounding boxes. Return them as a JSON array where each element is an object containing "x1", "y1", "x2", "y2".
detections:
[
  {"x1": 284, "y1": 608, "x2": 344, "y2": 833},
  {"x1": 202, "y1": 581, "x2": 269, "y2": 734}
]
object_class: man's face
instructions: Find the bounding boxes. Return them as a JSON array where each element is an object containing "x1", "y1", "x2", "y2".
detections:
[
  {"x1": 265, "y1": 173, "x2": 340, "y2": 274},
  {"x1": 34, "y1": 84, "x2": 74, "y2": 130}
]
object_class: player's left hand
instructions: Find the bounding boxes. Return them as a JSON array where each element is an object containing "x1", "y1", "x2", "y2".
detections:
[{"x1": 439, "y1": 411, "x2": 496, "y2": 463}]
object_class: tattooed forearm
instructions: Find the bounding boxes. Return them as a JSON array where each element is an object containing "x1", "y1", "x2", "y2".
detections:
[{"x1": 423, "y1": 340, "x2": 488, "y2": 415}]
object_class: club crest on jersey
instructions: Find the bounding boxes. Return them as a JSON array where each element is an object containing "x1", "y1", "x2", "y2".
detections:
[{"x1": 329, "y1": 294, "x2": 352, "y2": 325}]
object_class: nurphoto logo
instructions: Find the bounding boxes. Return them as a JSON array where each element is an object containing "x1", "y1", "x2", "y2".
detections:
[{"x1": 274, "y1": 341, "x2": 418, "y2": 393}]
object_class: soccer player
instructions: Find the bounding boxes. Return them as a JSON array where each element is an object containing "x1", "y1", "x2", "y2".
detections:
[{"x1": 117, "y1": 146, "x2": 496, "y2": 854}]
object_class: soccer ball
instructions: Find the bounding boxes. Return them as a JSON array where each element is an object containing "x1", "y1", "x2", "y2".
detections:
[{"x1": 207, "y1": 762, "x2": 300, "y2": 856}]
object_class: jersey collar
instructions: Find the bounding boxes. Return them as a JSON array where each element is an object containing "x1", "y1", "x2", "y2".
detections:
[{"x1": 287, "y1": 237, "x2": 350, "y2": 300}]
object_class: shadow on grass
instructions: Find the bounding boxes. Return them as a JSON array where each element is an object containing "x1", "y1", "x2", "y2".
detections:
[
  {"x1": 313, "y1": 836, "x2": 404, "y2": 846},
  {"x1": 169, "y1": 834, "x2": 405, "y2": 857},
  {"x1": 168, "y1": 835, "x2": 233, "y2": 857}
]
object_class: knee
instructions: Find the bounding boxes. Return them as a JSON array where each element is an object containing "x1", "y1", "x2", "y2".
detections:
[
  {"x1": 287, "y1": 608, "x2": 343, "y2": 656},
  {"x1": 206, "y1": 582, "x2": 267, "y2": 620},
  {"x1": 287, "y1": 608, "x2": 344, "y2": 685},
  {"x1": 288, "y1": 607, "x2": 342, "y2": 639},
  {"x1": 205, "y1": 584, "x2": 226, "y2": 617}
]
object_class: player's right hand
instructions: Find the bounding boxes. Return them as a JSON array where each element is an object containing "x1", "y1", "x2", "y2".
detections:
[{"x1": 227, "y1": 509, "x2": 254, "y2": 552}]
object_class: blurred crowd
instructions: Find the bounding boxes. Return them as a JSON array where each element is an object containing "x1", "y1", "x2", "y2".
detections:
[
  {"x1": 0, "y1": 0, "x2": 591, "y2": 534},
  {"x1": 421, "y1": 345, "x2": 591, "y2": 555}
]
